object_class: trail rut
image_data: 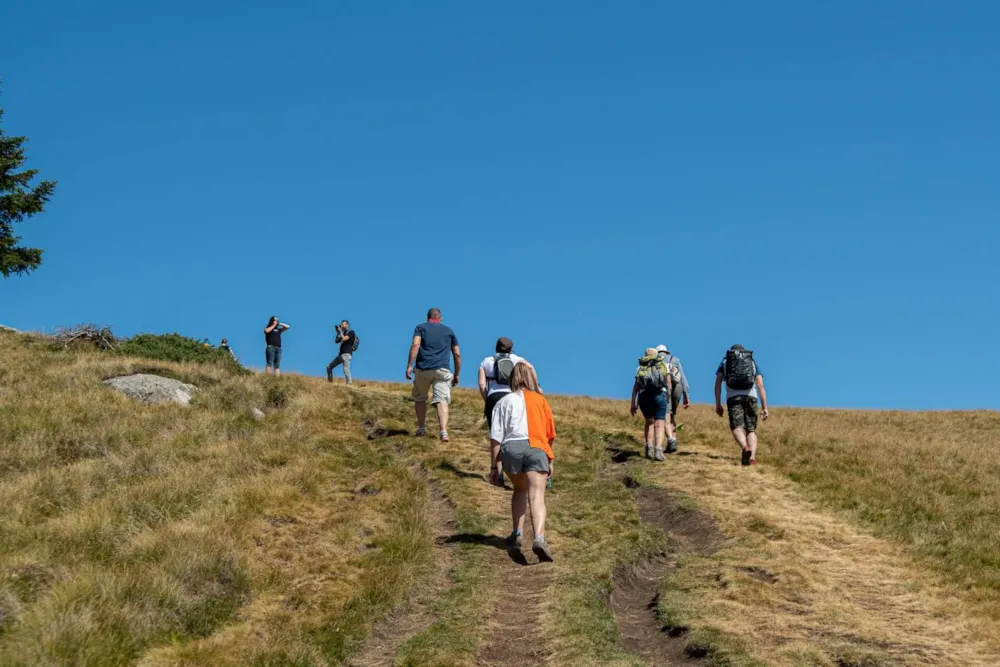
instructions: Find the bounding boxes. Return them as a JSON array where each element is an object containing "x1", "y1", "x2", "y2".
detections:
[{"x1": 347, "y1": 475, "x2": 458, "y2": 667}]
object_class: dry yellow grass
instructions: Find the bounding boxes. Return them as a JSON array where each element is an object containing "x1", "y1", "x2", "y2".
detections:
[{"x1": 2, "y1": 329, "x2": 998, "y2": 667}]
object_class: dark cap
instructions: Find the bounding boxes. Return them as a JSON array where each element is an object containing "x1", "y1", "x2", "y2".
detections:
[
  {"x1": 496, "y1": 337, "x2": 514, "y2": 353},
  {"x1": 731, "y1": 344, "x2": 746, "y2": 351}
]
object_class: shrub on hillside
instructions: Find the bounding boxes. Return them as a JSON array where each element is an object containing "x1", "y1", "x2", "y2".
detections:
[{"x1": 117, "y1": 333, "x2": 243, "y2": 370}]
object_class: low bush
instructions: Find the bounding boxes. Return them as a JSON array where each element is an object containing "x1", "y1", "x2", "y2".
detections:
[{"x1": 116, "y1": 333, "x2": 242, "y2": 371}]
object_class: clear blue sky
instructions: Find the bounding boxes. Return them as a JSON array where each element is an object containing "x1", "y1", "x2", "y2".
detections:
[{"x1": 3, "y1": 1, "x2": 997, "y2": 409}]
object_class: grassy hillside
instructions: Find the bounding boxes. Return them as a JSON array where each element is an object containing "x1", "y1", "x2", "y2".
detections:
[{"x1": 1, "y1": 330, "x2": 998, "y2": 666}]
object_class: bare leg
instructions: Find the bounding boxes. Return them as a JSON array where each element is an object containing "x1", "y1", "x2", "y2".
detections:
[
  {"x1": 509, "y1": 472, "x2": 529, "y2": 534},
  {"x1": 732, "y1": 427, "x2": 749, "y2": 450},
  {"x1": 415, "y1": 401, "x2": 427, "y2": 430},
  {"x1": 275, "y1": 368, "x2": 281, "y2": 377},
  {"x1": 644, "y1": 419, "x2": 653, "y2": 444},
  {"x1": 526, "y1": 471, "x2": 548, "y2": 537},
  {"x1": 435, "y1": 402, "x2": 450, "y2": 432},
  {"x1": 654, "y1": 420, "x2": 666, "y2": 449},
  {"x1": 747, "y1": 431, "x2": 758, "y2": 460},
  {"x1": 265, "y1": 367, "x2": 273, "y2": 376}
]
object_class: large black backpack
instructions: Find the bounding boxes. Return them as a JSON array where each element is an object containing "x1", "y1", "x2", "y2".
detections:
[
  {"x1": 493, "y1": 354, "x2": 515, "y2": 386},
  {"x1": 724, "y1": 349, "x2": 755, "y2": 390},
  {"x1": 351, "y1": 331, "x2": 359, "y2": 352}
]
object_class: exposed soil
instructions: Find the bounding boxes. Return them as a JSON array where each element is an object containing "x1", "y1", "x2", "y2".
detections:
[
  {"x1": 611, "y1": 482, "x2": 729, "y2": 665},
  {"x1": 474, "y1": 521, "x2": 554, "y2": 667},
  {"x1": 636, "y1": 487, "x2": 727, "y2": 557},
  {"x1": 360, "y1": 418, "x2": 410, "y2": 440},
  {"x1": 347, "y1": 476, "x2": 457, "y2": 667},
  {"x1": 613, "y1": 555, "x2": 702, "y2": 666}
]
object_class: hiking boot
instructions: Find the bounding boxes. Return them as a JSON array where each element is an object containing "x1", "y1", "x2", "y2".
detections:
[
  {"x1": 666, "y1": 438, "x2": 678, "y2": 454},
  {"x1": 644, "y1": 443, "x2": 653, "y2": 459},
  {"x1": 415, "y1": 427, "x2": 427, "y2": 437},
  {"x1": 326, "y1": 369, "x2": 333, "y2": 382},
  {"x1": 440, "y1": 430, "x2": 449, "y2": 442},
  {"x1": 532, "y1": 535, "x2": 554, "y2": 562},
  {"x1": 505, "y1": 531, "x2": 523, "y2": 549},
  {"x1": 653, "y1": 447, "x2": 665, "y2": 462},
  {"x1": 741, "y1": 448, "x2": 752, "y2": 466}
]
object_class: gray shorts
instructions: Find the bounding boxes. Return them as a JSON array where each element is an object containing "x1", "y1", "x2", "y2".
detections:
[{"x1": 500, "y1": 439, "x2": 550, "y2": 475}]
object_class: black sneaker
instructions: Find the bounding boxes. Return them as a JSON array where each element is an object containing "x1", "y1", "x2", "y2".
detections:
[
  {"x1": 741, "y1": 448, "x2": 752, "y2": 466},
  {"x1": 505, "y1": 532, "x2": 523, "y2": 549},
  {"x1": 666, "y1": 438, "x2": 678, "y2": 454}
]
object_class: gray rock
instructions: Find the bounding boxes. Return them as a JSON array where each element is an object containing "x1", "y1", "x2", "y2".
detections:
[
  {"x1": 103, "y1": 374, "x2": 198, "y2": 406},
  {"x1": 250, "y1": 407, "x2": 266, "y2": 420}
]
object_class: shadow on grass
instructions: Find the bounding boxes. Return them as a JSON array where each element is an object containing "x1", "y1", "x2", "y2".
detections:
[
  {"x1": 606, "y1": 447, "x2": 642, "y2": 464},
  {"x1": 441, "y1": 533, "x2": 530, "y2": 566},
  {"x1": 438, "y1": 460, "x2": 487, "y2": 482}
]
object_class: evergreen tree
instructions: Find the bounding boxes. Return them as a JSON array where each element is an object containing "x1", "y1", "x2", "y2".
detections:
[{"x1": 1, "y1": 101, "x2": 57, "y2": 278}]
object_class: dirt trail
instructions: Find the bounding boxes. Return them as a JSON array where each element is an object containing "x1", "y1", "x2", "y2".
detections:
[
  {"x1": 347, "y1": 471, "x2": 458, "y2": 667},
  {"x1": 642, "y1": 447, "x2": 1000, "y2": 667},
  {"x1": 474, "y1": 488, "x2": 554, "y2": 667},
  {"x1": 611, "y1": 487, "x2": 725, "y2": 666}
]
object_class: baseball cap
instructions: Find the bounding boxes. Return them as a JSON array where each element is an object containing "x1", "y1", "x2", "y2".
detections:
[{"x1": 655, "y1": 344, "x2": 669, "y2": 354}]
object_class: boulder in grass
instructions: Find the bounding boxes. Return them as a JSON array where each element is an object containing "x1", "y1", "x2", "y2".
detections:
[
  {"x1": 0, "y1": 325, "x2": 20, "y2": 334},
  {"x1": 103, "y1": 373, "x2": 198, "y2": 406}
]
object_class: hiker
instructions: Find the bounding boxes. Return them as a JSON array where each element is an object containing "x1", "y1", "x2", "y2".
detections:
[
  {"x1": 478, "y1": 337, "x2": 538, "y2": 485},
  {"x1": 327, "y1": 320, "x2": 357, "y2": 384},
  {"x1": 655, "y1": 344, "x2": 691, "y2": 453},
  {"x1": 490, "y1": 362, "x2": 556, "y2": 562},
  {"x1": 631, "y1": 347, "x2": 673, "y2": 461},
  {"x1": 220, "y1": 338, "x2": 236, "y2": 360},
  {"x1": 715, "y1": 344, "x2": 769, "y2": 466},
  {"x1": 406, "y1": 308, "x2": 461, "y2": 441},
  {"x1": 264, "y1": 316, "x2": 290, "y2": 376}
]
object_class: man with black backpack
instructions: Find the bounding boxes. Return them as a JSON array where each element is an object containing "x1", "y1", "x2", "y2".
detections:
[
  {"x1": 478, "y1": 337, "x2": 537, "y2": 485},
  {"x1": 327, "y1": 320, "x2": 358, "y2": 384},
  {"x1": 715, "y1": 344, "x2": 769, "y2": 466}
]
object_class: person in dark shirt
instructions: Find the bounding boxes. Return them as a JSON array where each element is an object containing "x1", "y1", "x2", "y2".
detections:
[
  {"x1": 405, "y1": 308, "x2": 461, "y2": 441},
  {"x1": 327, "y1": 320, "x2": 356, "y2": 384},
  {"x1": 264, "y1": 316, "x2": 290, "y2": 376},
  {"x1": 714, "y1": 344, "x2": 769, "y2": 466},
  {"x1": 220, "y1": 338, "x2": 236, "y2": 360}
]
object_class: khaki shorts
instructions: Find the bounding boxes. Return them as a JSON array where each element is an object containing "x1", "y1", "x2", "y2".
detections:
[{"x1": 412, "y1": 368, "x2": 453, "y2": 405}]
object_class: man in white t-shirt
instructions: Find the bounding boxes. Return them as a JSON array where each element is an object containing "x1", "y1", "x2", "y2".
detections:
[{"x1": 478, "y1": 337, "x2": 538, "y2": 485}]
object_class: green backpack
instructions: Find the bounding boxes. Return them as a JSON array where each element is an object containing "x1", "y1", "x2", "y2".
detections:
[{"x1": 636, "y1": 358, "x2": 668, "y2": 393}]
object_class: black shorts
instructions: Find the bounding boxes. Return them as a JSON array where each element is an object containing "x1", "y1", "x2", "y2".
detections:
[
  {"x1": 484, "y1": 391, "x2": 509, "y2": 428},
  {"x1": 727, "y1": 395, "x2": 759, "y2": 433}
]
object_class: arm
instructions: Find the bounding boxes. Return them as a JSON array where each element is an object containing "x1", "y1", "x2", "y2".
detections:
[
  {"x1": 406, "y1": 336, "x2": 420, "y2": 379},
  {"x1": 715, "y1": 373, "x2": 724, "y2": 416},
  {"x1": 756, "y1": 376, "x2": 769, "y2": 419},
  {"x1": 279, "y1": 323, "x2": 290, "y2": 331},
  {"x1": 478, "y1": 366, "x2": 488, "y2": 400},
  {"x1": 630, "y1": 380, "x2": 640, "y2": 416},
  {"x1": 264, "y1": 323, "x2": 277, "y2": 333},
  {"x1": 451, "y1": 345, "x2": 462, "y2": 386},
  {"x1": 674, "y1": 358, "x2": 692, "y2": 403}
]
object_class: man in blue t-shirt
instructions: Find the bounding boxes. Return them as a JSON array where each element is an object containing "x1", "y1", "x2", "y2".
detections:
[
  {"x1": 406, "y1": 308, "x2": 462, "y2": 441},
  {"x1": 714, "y1": 344, "x2": 770, "y2": 466}
]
